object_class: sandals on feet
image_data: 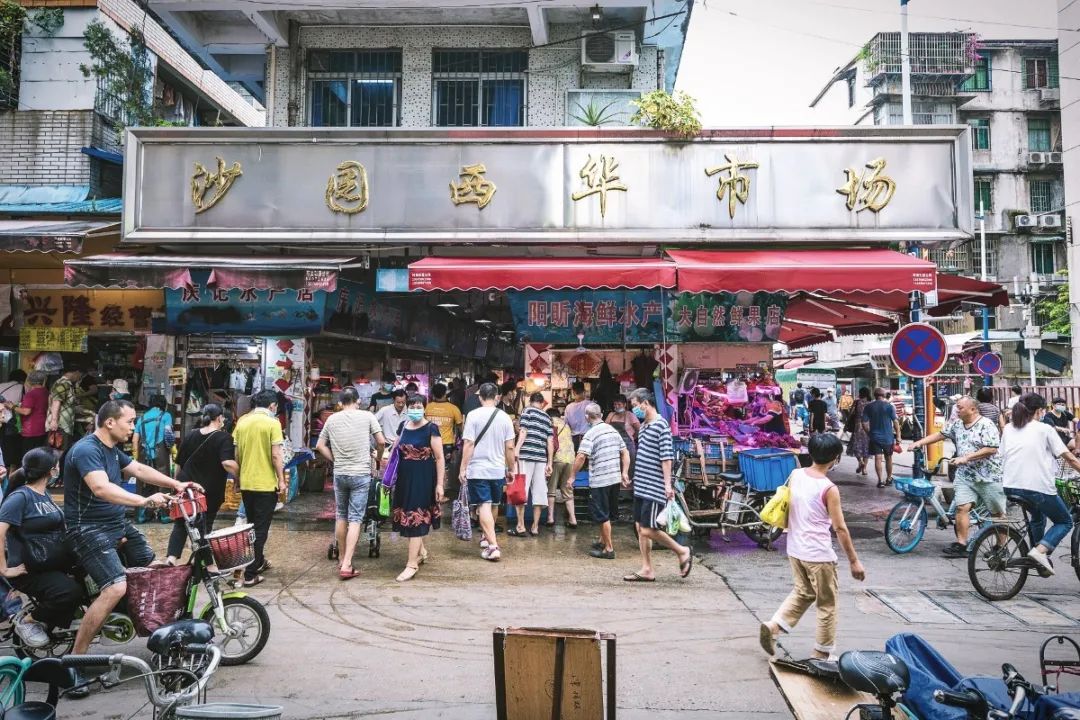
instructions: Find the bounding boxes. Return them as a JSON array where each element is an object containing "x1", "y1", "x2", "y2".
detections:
[
  {"x1": 242, "y1": 575, "x2": 265, "y2": 587},
  {"x1": 396, "y1": 565, "x2": 419, "y2": 582},
  {"x1": 622, "y1": 572, "x2": 655, "y2": 582},
  {"x1": 339, "y1": 567, "x2": 360, "y2": 581},
  {"x1": 679, "y1": 551, "x2": 694, "y2": 578}
]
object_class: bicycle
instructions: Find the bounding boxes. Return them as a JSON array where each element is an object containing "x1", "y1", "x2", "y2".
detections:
[
  {"x1": 883, "y1": 453, "x2": 985, "y2": 554},
  {"x1": 967, "y1": 478, "x2": 1080, "y2": 601}
]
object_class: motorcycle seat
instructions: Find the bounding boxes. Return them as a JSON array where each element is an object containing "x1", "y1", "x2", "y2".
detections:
[
  {"x1": 718, "y1": 472, "x2": 744, "y2": 484},
  {"x1": 838, "y1": 651, "x2": 910, "y2": 697},
  {"x1": 146, "y1": 619, "x2": 215, "y2": 655},
  {"x1": 1, "y1": 701, "x2": 57, "y2": 720}
]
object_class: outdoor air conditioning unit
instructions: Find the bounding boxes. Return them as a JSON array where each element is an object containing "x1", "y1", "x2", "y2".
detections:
[
  {"x1": 1040, "y1": 214, "x2": 1063, "y2": 228},
  {"x1": 582, "y1": 31, "x2": 638, "y2": 72},
  {"x1": 1028, "y1": 152, "x2": 1047, "y2": 165},
  {"x1": 1015, "y1": 214, "x2": 1038, "y2": 230},
  {"x1": 1040, "y1": 88, "x2": 1060, "y2": 103},
  {"x1": 1048, "y1": 152, "x2": 1063, "y2": 164}
]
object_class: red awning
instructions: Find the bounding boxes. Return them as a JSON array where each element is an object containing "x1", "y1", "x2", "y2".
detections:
[
  {"x1": 821, "y1": 274, "x2": 1010, "y2": 316},
  {"x1": 408, "y1": 257, "x2": 676, "y2": 292},
  {"x1": 779, "y1": 321, "x2": 834, "y2": 350},
  {"x1": 65, "y1": 254, "x2": 350, "y2": 290},
  {"x1": 667, "y1": 249, "x2": 938, "y2": 295},
  {"x1": 785, "y1": 295, "x2": 897, "y2": 335}
]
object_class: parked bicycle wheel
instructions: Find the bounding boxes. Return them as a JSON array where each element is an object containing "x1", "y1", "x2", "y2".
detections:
[
  {"x1": 968, "y1": 523, "x2": 1030, "y2": 601},
  {"x1": 743, "y1": 495, "x2": 783, "y2": 549},
  {"x1": 884, "y1": 500, "x2": 928, "y2": 554}
]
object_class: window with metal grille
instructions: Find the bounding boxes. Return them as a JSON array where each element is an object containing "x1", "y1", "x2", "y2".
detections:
[
  {"x1": 912, "y1": 101, "x2": 953, "y2": 124},
  {"x1": 308, "y1": 50, "x2": 402, "y2": 127},
  {"x1": 974, "y1": 176, "x2": 993, "y2": 214},
  {"x1": 1028, "y1": 117, "x2": 1052, "y2": 152},
  {"x1": 1023, "y1": 56, "x2": 1059, "y2": 89},
  {"x1": 1032, "y1": 242, "x2": 1056, "y2": 275},
  {"x1": 928, "y1": 245, "x2": 971, "y2": 275},
  {"x1": 968, "y1": 117, "x2": 990, "y2": 150},
  {"x1": 432, "y1": 49, "x2": 527, "y2": 127},
  {"x1": 971, "y1": 237, "x2": 998, "y2": 279},
  {"x1": 1029, "y1": 179, "x2": 1054, "y2": 214},
  {"x1": 961, "y1": 55, "x2": 991, "y2": 91}
]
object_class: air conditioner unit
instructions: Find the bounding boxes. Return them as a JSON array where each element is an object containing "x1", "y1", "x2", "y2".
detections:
[
  {"x1": 1015, "y1": 214, "x2": 1038, "y2": 229},
  {"x1": 1028, "y1": 152, "x2": 1046, "y2": 165},
  {"x1": 582, "y1": 31, "x2": 638, "y2": 72},
  {"x1": 1039, "y1": 87, "x2": 1060, "y2": 103},
  {"x1": 1048, "y1": 152, "x2": 1063, "y2": 164},
  {"x1": 1040, "y1": 214, "x2": 1063, "y2": 228}
]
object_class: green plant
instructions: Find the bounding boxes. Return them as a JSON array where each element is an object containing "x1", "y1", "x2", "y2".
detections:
[
  {"x1": 571, "y1": 99, "x2": 622, "y2": 127},
  {"x1": 0, "y1": 67, "x2": 12, "y2": 98},
  {"x1": 0, "y1": 0, "x2": 24, "y2": 106},
  {"x1": 29, "y1": 7, "x2": 63, "y2": 35},
  {"x1": 79, "y1": 20, "x2": 153, "y2": 134},
  {"x1": 1036, "y1": 269, "x2": 1070, "y2": 336},
  {"x1": 153, "y1": 118, "x2": 187, "y2": 127},
  {"x1": 629, "y1": 90, "x2": 702, "y2": 139}
]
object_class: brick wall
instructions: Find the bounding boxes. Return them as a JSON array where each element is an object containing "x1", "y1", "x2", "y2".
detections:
[{"x1": 0, "y1": 109, "x2": 93, "y2": 185}]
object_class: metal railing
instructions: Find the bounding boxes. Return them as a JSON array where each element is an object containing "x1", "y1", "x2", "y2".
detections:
[{"x1": 865, "y1": 32, "x2": 974, "y2": 79}]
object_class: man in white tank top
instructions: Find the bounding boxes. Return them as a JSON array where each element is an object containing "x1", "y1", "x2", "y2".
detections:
[{"x1": 759, "y1": 434, "x2": 865, "y2": 660}]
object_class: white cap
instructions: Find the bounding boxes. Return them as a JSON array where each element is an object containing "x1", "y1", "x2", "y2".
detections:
[{"x1": 112, "y1": 378, "x2": 129, "y2": 395}]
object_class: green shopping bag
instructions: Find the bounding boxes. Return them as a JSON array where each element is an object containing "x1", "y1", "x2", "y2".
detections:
[{"x1": 377, "y1": 482, "x2": 391, "y2": 518}]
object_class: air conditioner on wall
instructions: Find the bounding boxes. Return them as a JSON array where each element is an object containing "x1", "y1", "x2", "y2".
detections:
[
  {"x1": 1048, "y1": 152, "x2": 1063, "y2": 164},
  {"x1": 582, "y1": 31, "x2": 639, "y2": 72},
  {"x1": 1028, "y1": 152, "x2": 1046, "y2": 165},
  {"x1": 1040, "y1": 214, "x2": 1063, "y2": 228},
  {"x1": 1039, "y1": 88, "x2": 1060, "y2": 103},
  {"x1": 1015, "y1": 214, "x2": 1038, "y2": 229}
]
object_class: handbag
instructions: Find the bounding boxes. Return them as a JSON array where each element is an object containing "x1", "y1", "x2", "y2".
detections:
[
  {"x1": 506, "y1": 463, "x2": 527, "y2": 506},
  {"x1": 23, "y1": 532, "x2": 75, "y2": 572},
  {"x1": 760, "y1": 477, "x2": 792, "y2": 529},
  {"x1": 382, "y1": 444, "x2": 402, "y2": 490},
  {"x1": 452, "y1": 481, "x2": 472, "y2": 541},
  {"x1": 47, "y1": 431, "x2": 64, "y2": 449}
]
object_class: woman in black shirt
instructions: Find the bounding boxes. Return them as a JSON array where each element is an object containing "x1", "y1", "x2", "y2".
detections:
[
  {"x1": 165, "y1": 404, "x2": 238, "y2": 564},
  {"x1": 0, "y1": 447, "x2": 81, "y2": 647}
]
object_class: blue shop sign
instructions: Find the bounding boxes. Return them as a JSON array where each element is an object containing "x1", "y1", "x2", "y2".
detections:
[{"x1": 165, "y1": 273, "x2": 326, "y2": 334}]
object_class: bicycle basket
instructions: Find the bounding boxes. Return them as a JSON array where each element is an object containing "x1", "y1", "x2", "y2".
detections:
[
  {"x1": 894, "y1": 476, "x2": 935, "y2": 499},
  {"x1": 205, "y1": 524, "x2": 256, "y2": 572},
  {"x1": 1055, "y1": 477, "x2": 1080, "y2": 507}
]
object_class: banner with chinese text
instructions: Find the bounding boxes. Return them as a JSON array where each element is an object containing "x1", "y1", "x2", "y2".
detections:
[
  {"x1": 19, "y1": 327, "x2": 88, "y2": 352},
  {"x1": 508, "y1": 291, "x2": 786, "y2": 344},
  {"x1": 165, "y1": 272, "x2": 325, "y2": 334},
  {"x1": 21, "y1": 289, "x2": 163, "y2": 334}
]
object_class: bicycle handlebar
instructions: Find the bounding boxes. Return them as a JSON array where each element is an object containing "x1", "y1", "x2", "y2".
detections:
[
  {"x1": 60, "y1": 646, "x2": 221, "y2": 707},
  {"x1": 933, "y1": 689, "x2": 985, "y2": 711}
]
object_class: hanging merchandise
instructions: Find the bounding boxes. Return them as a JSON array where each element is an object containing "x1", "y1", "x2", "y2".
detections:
[{"x1": 593, "y1": 360, "x2": 618, "y2": 411}]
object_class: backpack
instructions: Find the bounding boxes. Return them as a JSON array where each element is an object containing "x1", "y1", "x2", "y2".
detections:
[{"x1": 792, "y1": 388, "x2": 805, "y2": 405}]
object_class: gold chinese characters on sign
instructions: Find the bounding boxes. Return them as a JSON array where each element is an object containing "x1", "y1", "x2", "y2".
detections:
[
  {"x1": 191, "y1": 157, "x2": 243, "y2": 214},
  {"x1": 705, "y1": 153, "x2": 759, "y2": 219},
  {"x1": 326, "y1": 161, "x2": 369, "y2": 214},
  {"x1": 571, "y1": 154, "x2": 627, "y2": 218},
  {"x1": 450, "y1": 163, "x2": 497, "y2": 209},
  {"x1": 837, "y1": 157, "x2": 896, "y2": 213}
]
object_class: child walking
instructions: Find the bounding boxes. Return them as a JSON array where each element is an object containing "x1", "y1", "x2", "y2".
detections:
[{"x1": 759, "y1": 433, "x2": 865, "y2": 659}]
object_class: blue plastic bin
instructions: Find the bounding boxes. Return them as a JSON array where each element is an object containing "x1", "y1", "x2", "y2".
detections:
[{"x1": 738, "y1": 448, "x2": 798, "y2": 492}]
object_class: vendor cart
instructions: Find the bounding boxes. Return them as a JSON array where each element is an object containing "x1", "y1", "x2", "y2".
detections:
[{"x1": 673, "y1": 439, "x2": 793, "y2": 549}]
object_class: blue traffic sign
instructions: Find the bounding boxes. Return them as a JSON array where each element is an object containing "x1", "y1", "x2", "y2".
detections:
[
  {"x1": 974, "y1": 352, "x2": 1003, "y2": 376},
  {"x1": 891, "y1": 323, "x2": 948, "y2": 378}
]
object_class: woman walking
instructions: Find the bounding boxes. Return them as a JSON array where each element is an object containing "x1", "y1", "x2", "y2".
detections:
[
  {"x1": 11, "y1": 371, "x2": 48, "y2": 463},
  {"x1": 166, "y1": 404, "x2": 238, "y2": 565},
  {"x1": 845, "y1": 387, "x2": 871, "y2": 476},
  {"x1": 391, "y1": 395, "x2": 445, "y2": 582},
  {"x1": 999, "y1": 393, "x2": 1080, "y2": 576},
  {"x1": 606, "y1": 395, "x2": 639, "y2": 462},
  {"x1": 547, "y1": 408, "x2": 578, "y2": 529}
]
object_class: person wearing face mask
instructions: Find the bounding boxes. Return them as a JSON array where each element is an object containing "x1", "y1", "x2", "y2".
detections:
[
  {"x1": 389, "y1": 395, "x2": 445, "y2": 582},
  {"x1": 759, "y1": 433, "x2": 865, "y2": 660},
  {"x1": 165, "y1": 404, "x2": 239, "y2": 565},
  {"x1": 1041, "y1": 397, "x2": 1075, "y2": 448},
  {"x1": 368, "y1": 372, "x2": 398, "y2": 412},
  {"x1": 605, "y1": 395, "x2": 639, "y2": 461},
  {"x1": 375, "y1": 389, "x2": 409, "y2": 444},
  {"x1": 910, "y1": 396, "x2": 1006, "y2": 558}
]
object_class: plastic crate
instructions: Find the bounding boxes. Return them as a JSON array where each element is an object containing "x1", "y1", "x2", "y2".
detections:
[
  {"x1": 894, "y1": 476, "x2": 935, "y2": 499},
  {"x1": 737, "y1": 448, "x2": 798, "y2": 493}
]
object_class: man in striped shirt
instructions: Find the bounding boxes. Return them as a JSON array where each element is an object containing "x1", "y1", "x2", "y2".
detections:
[
  {"x1": 574, "y1": 403, "x2": 628, "y2": 560},
  {"x1": 625, "y1": 388, "x2": 693, "y2": 582},
  {"x1": 511, "y1": 392, "x2": 554, "y2": 536}
]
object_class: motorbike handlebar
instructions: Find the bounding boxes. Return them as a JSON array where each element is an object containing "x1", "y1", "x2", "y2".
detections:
[
  {"x1": 60, "y1": 654, "x2": 116, "y2": 668},
  {"x1": 60, "y1": 646, "x2": 222, "y2": 707}
]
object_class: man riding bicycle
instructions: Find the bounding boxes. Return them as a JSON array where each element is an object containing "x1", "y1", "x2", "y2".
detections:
[{"x1": 64, "y1": 400, "x2": 201, "y2": 694}]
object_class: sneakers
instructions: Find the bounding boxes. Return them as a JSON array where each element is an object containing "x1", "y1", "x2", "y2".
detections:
[
  {"x1": 942, "y1": 542, "x2": 968, "y2": 558},
  {"x1": 481, "y1": 546, "x2": 501, "y2": 561},
  {"x1": 14, "y1": 619, "x2": 49, "y2": 648},
  {"x1": 1027, "y1": 547, "x2": 1055, "y2": 575},
  {"x1": 480, "y1": 538, "x2": 490, "y2": 549}
]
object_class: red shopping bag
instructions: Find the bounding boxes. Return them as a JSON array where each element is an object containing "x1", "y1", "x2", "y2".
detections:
[{"x1": 506, "y1": 465, "x2": 527, "y2": 506}]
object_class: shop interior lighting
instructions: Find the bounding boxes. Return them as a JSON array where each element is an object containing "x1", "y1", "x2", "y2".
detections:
[
  {"x1": 477, "y1": 319, "x2": 492, "y2": 324},
  {"x1": 246, "y1": 344, "x2": 259, "y2": 354},
  {"x1": 436, "y1": 302, "x2": 459, "y2": 308},
  {"x1": 590, "y1": 4, "x2": 602, "y2": 24}
]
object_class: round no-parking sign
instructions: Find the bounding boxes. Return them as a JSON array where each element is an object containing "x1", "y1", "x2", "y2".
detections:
[
  {"x1": 974, "y1": 352, "x2": 1003, "y2": 376},
  {"x1": 890, "y1": 323, "x2": 948, "y2": 378}
]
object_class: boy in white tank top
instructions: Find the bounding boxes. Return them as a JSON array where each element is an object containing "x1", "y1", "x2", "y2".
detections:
[{"x1": 759, "y1": 433, "x2": 865, "y2": 660}]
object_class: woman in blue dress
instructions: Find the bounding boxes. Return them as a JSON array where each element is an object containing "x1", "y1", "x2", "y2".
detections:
[{"x1": 391, "y1": 395, "x2": 445, "y2": 582}]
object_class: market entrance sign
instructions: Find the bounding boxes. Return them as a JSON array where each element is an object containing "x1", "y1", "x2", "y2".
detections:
[
  {"x1": 507, "y1": 290, "x2": 786, "y2": 344},
  {"x1": 891, "y1": 322, "x2": 948, "y2": 378},
  {"x1": 123, "y1": 127, "x2": 973, "y2": 246}
]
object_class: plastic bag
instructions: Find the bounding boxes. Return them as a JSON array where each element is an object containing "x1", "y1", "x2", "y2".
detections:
[
  {"x1": 378, "y1": 482, "x2": 391, "y2": 518},
  {"x1": 660, "y1": 499, "x2": 690, "y2": 536},
  {"x1": 452, "y1": 482, "x2": 472, "y2": 541},
  {"x1": 760, "y1": 484, "x2": 791, "y2": 529}
]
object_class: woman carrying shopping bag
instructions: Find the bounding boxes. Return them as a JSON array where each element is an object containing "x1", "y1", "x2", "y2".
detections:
[{"x1": 390, "y1": 395, "x2": 445, "y2": 582}]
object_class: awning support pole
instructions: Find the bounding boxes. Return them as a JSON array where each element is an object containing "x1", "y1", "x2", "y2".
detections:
[{"x1": 909, "y1": 243, "x2": 926, "y2": 473}]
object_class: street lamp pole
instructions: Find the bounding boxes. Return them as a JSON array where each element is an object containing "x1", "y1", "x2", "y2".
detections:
[
  {"x1": 900, "y1": 0, "x2": 913, "y2": 125},
  {"x1": 979, "y1": 199, "x2": 991, "y2": 384}
]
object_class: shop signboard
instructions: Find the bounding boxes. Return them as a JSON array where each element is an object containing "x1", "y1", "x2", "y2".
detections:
[
  {"x1": 19, "y1": 326, "x2": 88, "y2": 352},
  {"x1": 21, "y1": 289, "x2": 163, "y2": 334},
  {"x1": 165, "y1": 272, "x2": 325, "y2": 334},
  {"x1": 124, "y1": 127, "x2": 974, "y2": 247},
  {"x1": 324, "y1": 279, "x2": 406, "y2": 341},
  {"x1": 507, "y1": 290, "x2": 786, "y2": 344}
]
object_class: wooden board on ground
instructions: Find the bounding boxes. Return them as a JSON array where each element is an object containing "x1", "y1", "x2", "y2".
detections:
[
  {"x1": 497, "y1": 628, "x2": 604, "y2": 720},
  {"x1": 770, "y1": 658, "x2": 868, "y2": 720}
]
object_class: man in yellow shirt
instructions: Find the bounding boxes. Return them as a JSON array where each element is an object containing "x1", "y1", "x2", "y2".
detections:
[
  {"x1": 426, "y1": 383, "x2": 463, "y2": 493},
  {"x1": 233, "y1": 390, "x2": 286, "y2": 587}
]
